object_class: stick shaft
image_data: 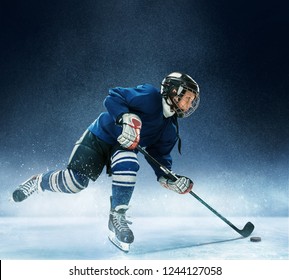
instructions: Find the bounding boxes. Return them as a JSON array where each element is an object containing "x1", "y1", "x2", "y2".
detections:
[
  {"x1": 189, "y1": 191, "x2": 240, "y2": 232},
  {"x1": 136, "y1": 145, "x2": 254, "y2": 237}
]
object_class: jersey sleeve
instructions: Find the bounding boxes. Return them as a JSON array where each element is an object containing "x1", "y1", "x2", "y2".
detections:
[
  {"x1": 145, "y1": 146, "x2": 173, "y2": 180},
  {"x1": 145, "y1": 120, "x2": 178, "y2": 179},
  {"x1": 103, "y1": 87, "x2": 130, "y2": 122}
]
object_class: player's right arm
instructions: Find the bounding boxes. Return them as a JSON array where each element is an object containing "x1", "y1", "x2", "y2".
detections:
[
  {"x1": 103, "y1": 87, "x2": 143, "y2": 150},
  {"x1": 117, "y1": 113, "x2": 142, "y2": 150}
]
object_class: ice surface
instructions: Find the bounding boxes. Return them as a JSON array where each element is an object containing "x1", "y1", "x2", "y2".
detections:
[
  {"x1": 1, "y1": 174, "x2": 288, "y2": 260},
  {"x1": 0, "y1": 216, "x2": 287, "y2": 260}
]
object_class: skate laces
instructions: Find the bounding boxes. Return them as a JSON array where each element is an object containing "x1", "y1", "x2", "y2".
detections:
[
  {"x1": 112, "y1": 206, "x2": 132, "y2": 231},
  {"x1": 18, "y1": 175, "x2": 39, "y2": 196}
]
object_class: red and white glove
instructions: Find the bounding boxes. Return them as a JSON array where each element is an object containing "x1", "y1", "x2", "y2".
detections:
[
  {"x1": 117, "y1": 113, "x2": 142, "y2": 150},
  {"x1": 158, "y1": 175, "x2": 193, "y2": 194}
]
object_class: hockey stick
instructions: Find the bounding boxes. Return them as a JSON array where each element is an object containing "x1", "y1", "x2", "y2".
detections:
[{"x1": 136, "y1": 145, "x2": 254, "y2": 238}]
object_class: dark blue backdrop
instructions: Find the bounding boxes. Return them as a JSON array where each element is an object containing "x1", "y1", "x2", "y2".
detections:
[{"x1": 0, "y1": 0, "x2": 288, "y2": 216}]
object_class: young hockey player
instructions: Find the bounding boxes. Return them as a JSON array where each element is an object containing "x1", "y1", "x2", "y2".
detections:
[{"x1": 12, "y1": 72, "x2": 200, "y2": 252}]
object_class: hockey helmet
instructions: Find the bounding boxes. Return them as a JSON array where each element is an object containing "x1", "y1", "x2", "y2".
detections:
[{"x1": 161, "y1": 72, "x2": 200, "y2": 118}]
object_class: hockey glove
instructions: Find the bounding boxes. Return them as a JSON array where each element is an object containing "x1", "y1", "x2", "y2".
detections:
[
  {"x1": 117, "y1": 113, "x2": 142, "y2": 150},
  {"x1": 158, "y1": 175, "x2": 193, "y2": 194}
]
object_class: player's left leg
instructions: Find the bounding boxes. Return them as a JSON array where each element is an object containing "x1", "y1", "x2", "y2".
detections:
[
  {"x1": 40, "y1": 168, "x2": 89, "y2": 193},
  {"x1": 12, "y1": 129, "x2": 112, "y2": 202},
  {"x1": 12, "y1": 168, "x2": 89, "y2": 202}
]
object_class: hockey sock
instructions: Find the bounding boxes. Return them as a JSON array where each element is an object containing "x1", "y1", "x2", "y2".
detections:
[
  {"x1": 39, "y1": 168, "x2": 89, "y2": 193},
  {"x1": 110, "y1": 150, "x2": 139, "y2": 209},
  {"x1": 111, "y1": 185, "x2": 134, "y2": 209}
]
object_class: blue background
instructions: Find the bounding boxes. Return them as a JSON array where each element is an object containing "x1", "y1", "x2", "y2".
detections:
[{"x1": 0, "y1": 0, "x2": 288, "y2": 217}]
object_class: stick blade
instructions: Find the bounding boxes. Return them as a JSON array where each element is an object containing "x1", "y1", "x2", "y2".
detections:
[{"x1": 239, "y1": 222, "x2": 255, "y2": 237}]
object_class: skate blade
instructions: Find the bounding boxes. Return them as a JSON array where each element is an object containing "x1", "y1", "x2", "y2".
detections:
[{"x1": 108, "y1": 230, "x2": 131, "y2": 253}]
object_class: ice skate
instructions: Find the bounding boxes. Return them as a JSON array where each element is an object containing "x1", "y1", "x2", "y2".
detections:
[
  {"x1": 108, "y1": 204, "x2": 134, "y2": 252},
  {"x1": 12, "y1": 174, "x2": 41, "y2": 202}
]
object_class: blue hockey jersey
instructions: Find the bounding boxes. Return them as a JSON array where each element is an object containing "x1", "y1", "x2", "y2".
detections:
[{"x1": 88, "y1": 83, "x2": 179, "y2": 179}]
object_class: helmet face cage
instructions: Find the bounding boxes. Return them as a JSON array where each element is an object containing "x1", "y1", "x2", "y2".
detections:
[{"x1": 161, "y1": 72, "x2": 200, "y2": 118}]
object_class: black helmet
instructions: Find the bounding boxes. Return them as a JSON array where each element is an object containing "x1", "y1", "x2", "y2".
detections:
[{"x1": 161, "y1": 72, "x2": 200, "y2": 118}]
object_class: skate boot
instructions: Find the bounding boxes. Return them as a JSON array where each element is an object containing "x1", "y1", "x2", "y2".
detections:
[
  {"x1": 12, "y1": 174, "x2": 41, "y2": 202},
  {"x1": 108, "y1": 204, "x2": 134, "y2": 252}
]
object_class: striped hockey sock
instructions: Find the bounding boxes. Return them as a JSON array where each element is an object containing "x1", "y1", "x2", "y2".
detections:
[
  {"x1": 110, "y1": 150, "x2": 139, "y2": 208},
  {"x1": 39, "y1": 168, "x2": 89, "y2": 193}
]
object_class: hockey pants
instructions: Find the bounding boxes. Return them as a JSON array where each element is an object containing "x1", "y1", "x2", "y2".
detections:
[{"x1": 38, "y1": 130, "x2": 140, "y2": 208}]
